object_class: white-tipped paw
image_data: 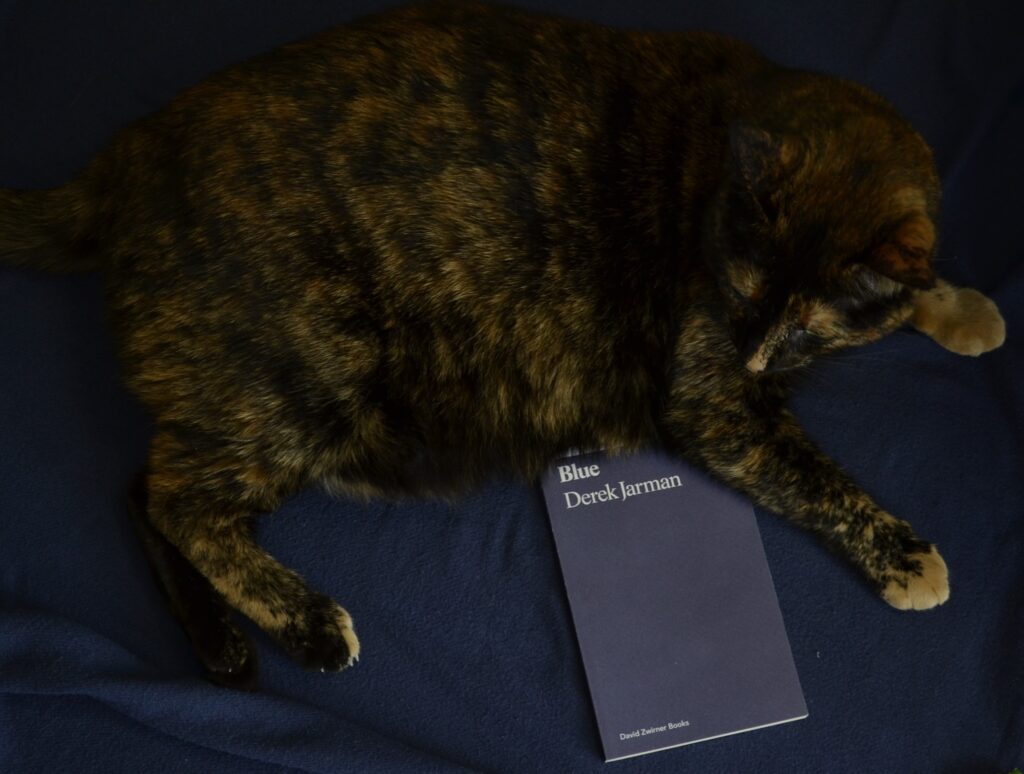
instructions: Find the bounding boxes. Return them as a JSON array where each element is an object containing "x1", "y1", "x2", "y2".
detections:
[
  {"x1": 281, "y1": 594, "x2": 361, "y2": 672},
  {"x1": 881, "y1": 546, "x2": 950, "y2": 611}
]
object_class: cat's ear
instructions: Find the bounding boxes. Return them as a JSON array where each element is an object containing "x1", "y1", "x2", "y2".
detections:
[
  {"x1": 865, "y1": 214, "x2": 936, "y2": 289},
  {"x1": 729, "y1": 123, "x2": 805, "y2": 216}
]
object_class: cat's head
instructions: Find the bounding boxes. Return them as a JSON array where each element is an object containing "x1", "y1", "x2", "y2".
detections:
[{"x1": 708, "y1": 73, "x2": 940, "y2": 374}]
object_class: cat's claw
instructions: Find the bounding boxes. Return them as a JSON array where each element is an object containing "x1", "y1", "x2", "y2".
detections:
[{"x1": 881, "y1": 546, "x2": 950, "y2": 611}]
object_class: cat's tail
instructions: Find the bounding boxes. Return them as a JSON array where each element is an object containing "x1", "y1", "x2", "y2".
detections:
[{"x1": 0, "y1": 180, "x2": 104, "y2": 272}]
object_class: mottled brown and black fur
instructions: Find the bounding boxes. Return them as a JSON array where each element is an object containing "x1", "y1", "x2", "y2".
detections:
[{"x1": 0, "y1": 2, "x2": 1005, "y2": 687}]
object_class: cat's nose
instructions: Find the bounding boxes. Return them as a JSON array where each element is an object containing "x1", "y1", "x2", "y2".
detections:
[
  {"x1": 737, "y1": 334, "x2": 770, "y2": 373},
  {"x1": 742, "y1": 326, "x2": 811, "y2": 373},
  {"x1": 745, "y1": 345, "x2": 770, "y2": 373},
  {"x1": 762, "y1": 328, "x2": 811, "y2": 373}
]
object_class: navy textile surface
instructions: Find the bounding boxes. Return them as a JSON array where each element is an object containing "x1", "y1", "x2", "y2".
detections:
[{"x1": 1, "y1": 1, "x2": 1021, "y2": 772}]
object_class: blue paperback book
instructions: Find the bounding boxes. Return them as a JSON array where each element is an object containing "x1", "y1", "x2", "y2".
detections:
[{"x1": 541, "y1": 449, "x2": 807, "y2": 762}]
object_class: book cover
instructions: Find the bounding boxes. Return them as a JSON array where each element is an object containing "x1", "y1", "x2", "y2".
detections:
[{"x1": 541, "y1": 449, "x2": 807, "y2": 762}]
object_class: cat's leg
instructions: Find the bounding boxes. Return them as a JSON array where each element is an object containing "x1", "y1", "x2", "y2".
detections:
[
  {"x1": 127, "y1": 473, "x2": 258, "y2": 689},
  {"x1": 911, "y1": 279, "x2": 1005, "y2": 356},
  {"x1": 664, "y1": 388, "x2": 949, "y2": 610},
  {"x1": 143, "y1": 429, "x2": 360, "y2": 674}
]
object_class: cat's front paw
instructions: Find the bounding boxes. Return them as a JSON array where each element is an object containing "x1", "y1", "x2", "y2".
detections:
[
  {"x1": 881, "y1": 545, "x2": 950, "y2": 611},
  {"x1": 913, "y1": 284, "x2": 1005, "y2": 356},
  {"x1": 279, "y1": 593, "x2": 361, "y2": 672}
]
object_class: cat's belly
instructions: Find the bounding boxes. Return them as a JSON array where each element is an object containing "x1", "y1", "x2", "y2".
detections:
[{"x1": 312, "y1": 393, "x2": 644, "y2": 499}]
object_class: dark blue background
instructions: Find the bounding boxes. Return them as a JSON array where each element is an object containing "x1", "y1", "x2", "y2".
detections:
[{"x1": 1, "y1": 2, "x2": 1021, "y2": 772}]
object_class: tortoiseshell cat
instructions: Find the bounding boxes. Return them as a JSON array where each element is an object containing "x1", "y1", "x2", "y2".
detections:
[{"x1": 0, "y1": 2, "x2": 1006, "y2": 688}]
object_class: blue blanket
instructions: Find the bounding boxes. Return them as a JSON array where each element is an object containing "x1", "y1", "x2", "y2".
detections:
[{"x1": 1, "y1": 2, "x2": 1021, "y2": 771}]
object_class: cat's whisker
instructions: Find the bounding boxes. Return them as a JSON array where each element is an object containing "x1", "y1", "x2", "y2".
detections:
[
  {"x1": 824, "y1": 355, "x2": 900, "y2": 365},
  {"x1": 796, "y1": 368, "x2": 834, "y2": 389}
]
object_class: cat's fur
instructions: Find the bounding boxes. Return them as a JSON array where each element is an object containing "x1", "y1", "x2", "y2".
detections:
[{"x1": 0, "y1": 1, "x2": 1005, "y2": 688}]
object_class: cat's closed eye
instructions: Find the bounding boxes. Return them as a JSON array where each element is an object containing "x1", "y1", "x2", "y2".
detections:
[
  {"x1": 827, "y1": 266, "x2": 909, "y2": 324},
  {"x1": 844, "y1": 264, "x2": 902, "y2": 296}
]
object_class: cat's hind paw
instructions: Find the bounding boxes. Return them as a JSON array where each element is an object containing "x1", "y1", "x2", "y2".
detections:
[
  {"x1": 202, "y1": 622, "x2": 259, "y2": 690},
  {"x1": 881, "y1": 546, "x2": 950, "y2": 611}
]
